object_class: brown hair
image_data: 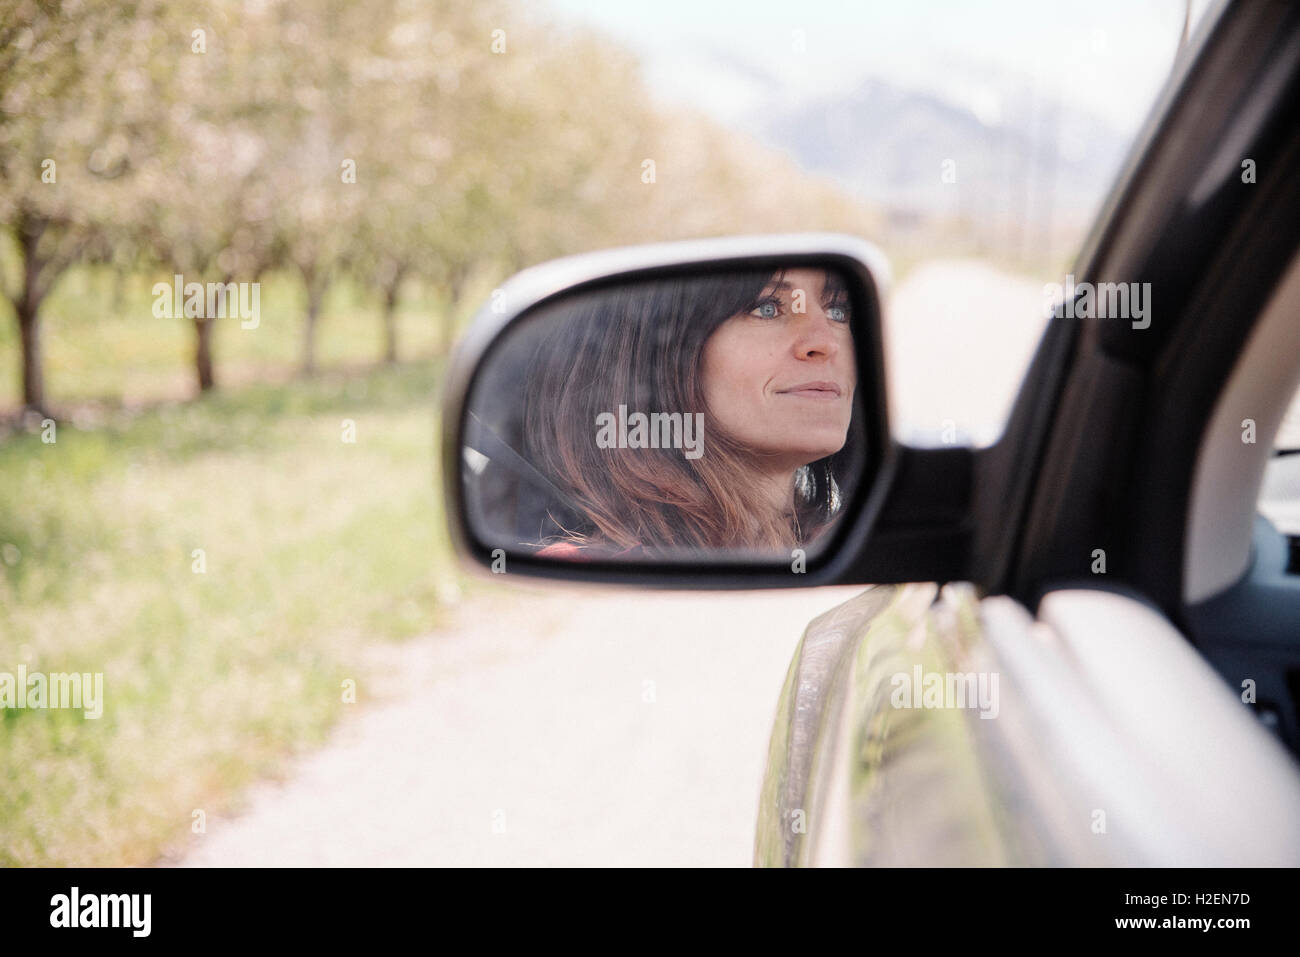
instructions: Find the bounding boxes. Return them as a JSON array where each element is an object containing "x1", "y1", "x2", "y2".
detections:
[{"x1": 521, "y1": 269, "x2": 860, "y2": 556}]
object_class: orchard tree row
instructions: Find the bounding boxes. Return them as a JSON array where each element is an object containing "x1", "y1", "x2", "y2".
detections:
[{"x1": 0, "y1": 0, "x2": 879, "y2": 412}]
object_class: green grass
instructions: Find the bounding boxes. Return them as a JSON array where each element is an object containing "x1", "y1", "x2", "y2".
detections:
[{"x1": 0, "y1": 288, "x2": 482, "y2": 863}]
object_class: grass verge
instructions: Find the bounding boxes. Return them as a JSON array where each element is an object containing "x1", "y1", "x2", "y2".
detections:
[{"x1": 0, "y1": 361, "x2": 468, "y2": 865}]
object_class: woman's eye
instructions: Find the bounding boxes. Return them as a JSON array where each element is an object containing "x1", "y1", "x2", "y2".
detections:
[
  {"x1": 826, "y1": 302, "x2": 850, "y2": 323},
  {"x1": 750, "y1": 298, "x2": 782, "y2": 319}
]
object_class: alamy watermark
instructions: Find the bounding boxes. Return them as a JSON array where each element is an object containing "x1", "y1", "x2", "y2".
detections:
[
  {"x1": 1043, "y1": 274, "x2": 1151, "y2": 329},
  {"x1": 50, "y1": 887, "x2": 150, "y2": 937},
  {"x1": 152, "y1": 274, "x2": 260, "y2": 329},
  {"x1": 0, "y1": 666, "x2": 103, "y2": 719},
  {"x1": 890, "y1": 665, "x2": 999, "y2": 719},
  {"x1": 595, "y1": 405, "x2": 704, "y2": 460}
]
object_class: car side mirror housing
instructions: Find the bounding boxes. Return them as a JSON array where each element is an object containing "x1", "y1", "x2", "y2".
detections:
[{"x1": 441, "y1": 233, "x2": 974, "y2": 588}]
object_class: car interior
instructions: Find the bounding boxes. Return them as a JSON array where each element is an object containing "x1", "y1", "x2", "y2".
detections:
[{"x1": 459, "y1": 269, "x2": 873, "y2": 557}]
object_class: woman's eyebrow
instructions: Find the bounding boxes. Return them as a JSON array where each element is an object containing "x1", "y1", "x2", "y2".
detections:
[
  {"x1": 820, "y1": 274, "x2": 848, "y2": 299},
  {"x1": 759, "y1": 276, "x2": 847, "y2": 302}
]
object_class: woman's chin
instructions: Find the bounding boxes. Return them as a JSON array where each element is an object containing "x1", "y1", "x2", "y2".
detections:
[
  {"x1": 770, "y1": 444, "x2": 848, "y2": 469},
  {"x1": 741, "y1": 432, "x2": 850, "y2": 468},
  {"x1": 792, "y1": 436, "x2": 850, "y2": 463},
  {"x1": 801, "y1": 446, "x2": 844, "y2": 465}
]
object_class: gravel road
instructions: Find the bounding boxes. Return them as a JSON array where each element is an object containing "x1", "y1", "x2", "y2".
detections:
[{"x1": 177, "y1": 582, "x2": 863, "y2": 866}]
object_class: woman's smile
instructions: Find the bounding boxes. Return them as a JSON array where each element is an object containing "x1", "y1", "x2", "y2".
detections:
[{"x1": 775, "y1": 380, "x2": 845, "y2": 400}]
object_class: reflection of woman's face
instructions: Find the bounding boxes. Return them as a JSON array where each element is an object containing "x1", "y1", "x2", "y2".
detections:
[{"x1": 700, "y1": 268, "x2": 856, "y2": 470}]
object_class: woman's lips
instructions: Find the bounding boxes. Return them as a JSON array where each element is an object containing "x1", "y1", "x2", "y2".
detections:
[{"x1": 776, "y1": 381, "x2": 843, "y2": 399}]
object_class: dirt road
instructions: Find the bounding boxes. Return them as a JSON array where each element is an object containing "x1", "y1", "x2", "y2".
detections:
[{"x1": 177, "y1": 582, "x2": 863, "y2": 866}]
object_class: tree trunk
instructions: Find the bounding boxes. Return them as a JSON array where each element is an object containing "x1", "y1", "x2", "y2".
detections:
[
  {"x1": 17, "y1": 300, "x2": 45, "y2": 413},
  {"x1": 301, "y1": 276, "x2": 323, "y2": 377},
  {"x1": 440, "y1": 265, "x2": 468, "y2": 355},
  {"x1": 382, "y1": 281, "x2": 400, "y2": 364},
  {"x1": 14, "y1": 216, "x2": 50, "y2": 413},
  {"x1": 194, "y1": 316, "x2": 216, "y2": 392},
  {"x1": 113, "y1": 268, "x2": 127, "y2": 313}
]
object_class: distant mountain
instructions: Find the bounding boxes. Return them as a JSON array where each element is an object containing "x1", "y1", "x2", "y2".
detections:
[
  {"x1": 756, "y1": 75, "x2": 1129, "y2": 221},
  {"x1": 628, "y1": 30, "x2": 1132, "y2": 227}
]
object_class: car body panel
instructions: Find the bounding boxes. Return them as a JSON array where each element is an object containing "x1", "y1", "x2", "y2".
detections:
[
  {"x1": 756, "y1": 583, "x2": 1016, "y2": 866},
  {"x1": 756, "y1": 583, "x2": 1300, "y2": 866}
]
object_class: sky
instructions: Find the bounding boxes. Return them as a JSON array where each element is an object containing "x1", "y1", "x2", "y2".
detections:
[{"x1": 542, "y1": 0, "x2": 1215, "y2": 138}]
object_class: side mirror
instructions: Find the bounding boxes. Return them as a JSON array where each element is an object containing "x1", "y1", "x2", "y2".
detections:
[{"x1": 442, "y1": 234, "x2": 973, "y2": 587}]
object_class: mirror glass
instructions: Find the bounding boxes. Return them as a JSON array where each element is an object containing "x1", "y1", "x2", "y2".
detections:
[{"x1": 462, "y1": 264, "x2": 875, "y2": 564}]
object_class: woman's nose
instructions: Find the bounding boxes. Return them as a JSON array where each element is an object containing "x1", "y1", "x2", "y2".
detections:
[{"x1": 791, "y1": 306, "x2": 839, "y2": 359}]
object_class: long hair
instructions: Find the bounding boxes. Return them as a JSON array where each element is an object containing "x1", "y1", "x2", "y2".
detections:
[{"x1": 521, "y1": 270, "x2": 861, "y2": 555}]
